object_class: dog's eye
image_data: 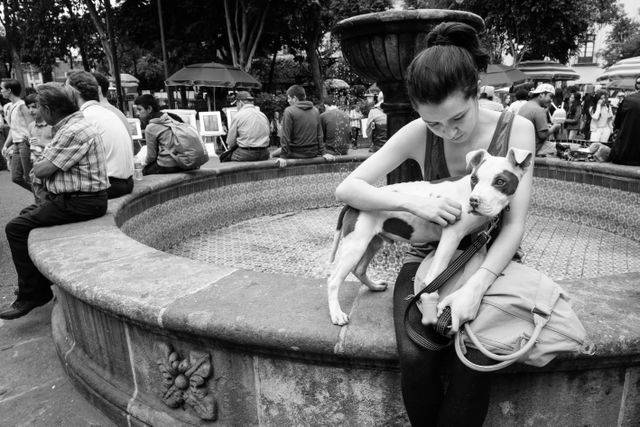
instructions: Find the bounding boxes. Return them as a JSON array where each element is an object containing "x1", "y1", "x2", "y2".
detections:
[
  {"x1": 495, "y1": 178, "x2": 505, "y2": 186},
  {"x1": 470, "y1": 175, "x2": 478, "y2": 184}
]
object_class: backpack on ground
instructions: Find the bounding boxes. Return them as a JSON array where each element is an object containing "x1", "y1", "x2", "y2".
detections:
[{"x1": 165, "y1": 118, "x2": 209, "y2": 170}]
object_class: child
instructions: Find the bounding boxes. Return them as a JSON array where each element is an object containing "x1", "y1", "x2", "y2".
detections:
[{"x1": 25, "y1": 94, "x2": 53, "y2": 203}]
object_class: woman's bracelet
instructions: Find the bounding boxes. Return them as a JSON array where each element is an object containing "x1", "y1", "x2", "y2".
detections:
[{"x1": 479, "y1": 266, "x2": 499, "y2": 278}]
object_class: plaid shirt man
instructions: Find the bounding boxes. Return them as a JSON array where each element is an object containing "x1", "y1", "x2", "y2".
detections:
[{"x1": 42, "y1": 111, "x2": 109, "y2": 194}]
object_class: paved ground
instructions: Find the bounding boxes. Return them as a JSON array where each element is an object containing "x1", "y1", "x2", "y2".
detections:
[{"x1": 0, "y1": 169, "x2": 115, "y2": 426}]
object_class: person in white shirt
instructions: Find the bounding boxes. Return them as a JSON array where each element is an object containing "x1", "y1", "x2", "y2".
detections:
[
  {"x1": 66, "y1": 71, "x2": 134, "y2": 198},
  {"x1": 223, "y1": 91, "x2": 270, "y2": 162},
  {"x1": 1, "y1": 79, "x2": 34, "y2": 191},
  {"x1": 478, "y1": 85, "x2": 504, "y2": 112}
]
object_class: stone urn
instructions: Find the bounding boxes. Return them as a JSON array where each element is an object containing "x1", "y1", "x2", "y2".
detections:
[{"x1": 333, "y1": 9, "x2": 484, "y2": 183}]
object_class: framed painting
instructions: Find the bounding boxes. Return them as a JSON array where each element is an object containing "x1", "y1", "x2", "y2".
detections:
[
  {"x1": 199, "y1": 111, "x2": 225, "y2": 136},
  {"x1": 127, "y1": 118, "x2": 143, "y2": 140}
]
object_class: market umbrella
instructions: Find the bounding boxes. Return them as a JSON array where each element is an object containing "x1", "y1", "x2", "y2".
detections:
[
  {"x1": 517, "y1": 60, "x2": 580, "y2": 81},
  {"x1": 596, "y1": 56, "x2": 640, "y2": 82},
  {"x1": 166, "y1": 62, "x2": 261, "y2": 89},
  {"x1": 605, "y1": 77, "x2": 638, "y2": 90},
  {"x1": 480, "y1": 64, "x2": 527, "y2": 87},
  {"x1": 324, "y1": 78, "x2": 350, "y2": 90},
  {"x1": 108, "y1": 73, "x2": 139, "y2": 88}
]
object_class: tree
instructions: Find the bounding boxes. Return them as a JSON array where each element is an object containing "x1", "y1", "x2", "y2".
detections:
[
  {"x1": 0, "y1": 0, "x2": 71, "y2": 84},
  {"x1": 600, "y1": 5, "x2": 640, "y2": 66},
  {"x1": 223, "y1": 0, "x2": 270, "y2": 72},
  {"x1": 265, "y1": 0, "x2": 391, "y2": 100},
  {"x1": 456, "y1": 0, "x2": 619, "y2": 65}
]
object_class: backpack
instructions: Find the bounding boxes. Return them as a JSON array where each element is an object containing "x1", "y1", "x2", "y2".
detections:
[{"x1": 165, "y1": 118, "x2": 209, "y2": 170}]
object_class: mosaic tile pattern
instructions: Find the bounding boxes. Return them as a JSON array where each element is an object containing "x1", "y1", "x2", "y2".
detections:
[
  {"x1": 122, "y1": 171, "x2": 640, "y2": 282},
  {"x1": 167, "y1": 206, "x2": 640, "y2": 282}
]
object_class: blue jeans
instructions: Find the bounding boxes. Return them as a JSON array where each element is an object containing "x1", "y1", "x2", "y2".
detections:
[
  {"x1": 230, "y1": 147, "x2": 270, "y2": 162},
  {"x1": 10, "y1": 142, "x2": 32, "y2": 192}
]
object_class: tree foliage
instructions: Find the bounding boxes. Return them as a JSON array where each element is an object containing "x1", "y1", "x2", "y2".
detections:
[
  {"x1": 0, "y1": 0, "x2": 73, "y2": 84},
  {"x1": 456, "y1": 0, "x2": 619, "y2": 64},
  {"x1": 403, "y1": 0, "x2": 619, "y2": 64},
  {"x1": 600, "y1": 4, "x2": 640, "y2": 66}
]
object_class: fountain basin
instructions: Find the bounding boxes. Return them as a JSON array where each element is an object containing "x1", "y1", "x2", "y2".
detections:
[{"x1": 30, "y1": 155, "x2": 640, "y2": 426}]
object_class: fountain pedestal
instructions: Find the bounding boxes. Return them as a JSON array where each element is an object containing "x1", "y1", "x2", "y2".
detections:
[{"x1": 334, "y1": 9, "x2": 484, "y2": 183}]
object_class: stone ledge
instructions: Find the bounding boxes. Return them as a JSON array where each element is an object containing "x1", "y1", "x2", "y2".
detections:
[{"x1": 28, "y1": 156, "x2": 640, "y2": 370}]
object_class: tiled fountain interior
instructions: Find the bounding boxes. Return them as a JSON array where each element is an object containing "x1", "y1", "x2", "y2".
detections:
[{"x1": 123, "y1": 173, "x2": 640, "y2": 282}]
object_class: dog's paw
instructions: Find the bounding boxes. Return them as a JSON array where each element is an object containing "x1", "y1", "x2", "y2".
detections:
[{"x1": 331, "y1": 311, "x2": 349, "y2": 325}]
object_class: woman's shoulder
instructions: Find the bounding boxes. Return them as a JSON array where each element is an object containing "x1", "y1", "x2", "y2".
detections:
[{"x1": 390, "y1": 118, "x2": 428, "y2": 147}]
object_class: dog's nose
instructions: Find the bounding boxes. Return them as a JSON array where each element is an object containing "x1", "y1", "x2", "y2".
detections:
[{"x1": 469, "y1": 196, "x2": 480, "y2": 209}]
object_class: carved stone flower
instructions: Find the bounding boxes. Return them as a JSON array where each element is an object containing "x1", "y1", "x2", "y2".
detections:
[{"x1": 157, "y1": 343, "x2": 217, "y2": 421}]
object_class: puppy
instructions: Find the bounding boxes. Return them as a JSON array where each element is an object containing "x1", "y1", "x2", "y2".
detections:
[{"x1": 327, "y1": 147, "x2": 532, "y2": 325}]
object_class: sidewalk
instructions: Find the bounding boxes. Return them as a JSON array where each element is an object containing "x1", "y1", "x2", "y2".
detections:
[
  {"x1": 0, "y1": 170, "x2": 114, "y2": 426},
  {"x1": 0, "y1": 303, "x2": 114, "y2": 426}
]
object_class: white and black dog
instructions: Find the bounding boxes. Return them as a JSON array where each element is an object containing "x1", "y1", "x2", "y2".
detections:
[{"x1": 327, "y1": 147, "x2": 533, "y2": 325}]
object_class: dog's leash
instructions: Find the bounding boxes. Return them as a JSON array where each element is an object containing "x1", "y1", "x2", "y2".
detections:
[{"x1": 404, "y1": 216, "x2": 500, "y2": 351}]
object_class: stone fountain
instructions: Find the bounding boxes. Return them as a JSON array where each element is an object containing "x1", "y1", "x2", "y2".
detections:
[{"x1": 333, "y1": 9, "x2": 484, "y2": 182}]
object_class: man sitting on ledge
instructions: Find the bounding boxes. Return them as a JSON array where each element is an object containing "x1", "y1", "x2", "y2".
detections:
[
  {"x1": 0, "y1": 83, "x2": 109, "y2": 320},
  {"x1": 272, "y1": 85, "x2": 334, "y2": 167},
  {"x1": 222, "y1": 91, "x2": 270, "y2": 162}
]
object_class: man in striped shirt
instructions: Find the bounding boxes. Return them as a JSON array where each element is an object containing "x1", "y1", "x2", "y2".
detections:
[{"x1": 0, "y1": 83, "x2": 109, "y2": 320}]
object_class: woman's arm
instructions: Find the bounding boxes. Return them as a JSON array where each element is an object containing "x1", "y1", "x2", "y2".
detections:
[
  {"x1": 437, "y1": 116, "x2": 536, "y2": 332},
  {"x1": 335, "y1": 118, "x2": 462, "y2": 226}
]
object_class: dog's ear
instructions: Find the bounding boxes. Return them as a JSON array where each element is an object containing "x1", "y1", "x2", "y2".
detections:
[
  {"x1": 466, "y1": 149, "x2": 488, "y2": 172},
  {"x1": 507, "y1": 147, "x2": 533, "y2": 171}
]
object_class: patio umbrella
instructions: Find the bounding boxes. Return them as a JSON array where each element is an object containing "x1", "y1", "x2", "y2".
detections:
[
  {"x1": 596, "y1": 56, "x2": 640, "y2": 82},
  {"x1": 166, "y1": 62, "x2": 261, "y2": 89},
  {"x1": 324, "y1": 78, "x2": 350, "y2": 90},
  {"x1": 605, "y1": 77, "x2": 638, "y2": 90},
  {"x1": 480, "y1": 64, "x2": 527, "y2": 87},
  {"x1": 517, "y1": 60, "x2": 580, "y2": 81},
  {"x1": 108, "y1": 73, "x2": 139, "y2": 88}
]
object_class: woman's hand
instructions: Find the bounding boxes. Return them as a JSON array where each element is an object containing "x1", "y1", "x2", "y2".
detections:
[
  {"x1": 405, "y1": 196, "x2": 462, "y2": 227},
  {"x1": 436, "y1": 271, "x2": 487, "y2": 333}
]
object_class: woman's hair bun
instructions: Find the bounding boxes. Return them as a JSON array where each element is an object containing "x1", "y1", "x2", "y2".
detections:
[{"x1": 426, "y1": 22, "x2": 489, "y2": 72}]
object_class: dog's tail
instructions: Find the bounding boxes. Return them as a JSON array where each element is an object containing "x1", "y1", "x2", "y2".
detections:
[{"x1": 329, "y1": 205, "x2": 349, "y2": 263}]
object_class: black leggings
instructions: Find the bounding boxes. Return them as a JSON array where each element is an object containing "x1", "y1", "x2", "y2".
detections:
[{"x1": 393, "y1": 262, "x2": 493, "y2": 427}]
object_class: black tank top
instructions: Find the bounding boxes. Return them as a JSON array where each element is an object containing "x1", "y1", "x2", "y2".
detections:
[{"x1": 406, "y1": 109, "x2": 516, "y2": 262}]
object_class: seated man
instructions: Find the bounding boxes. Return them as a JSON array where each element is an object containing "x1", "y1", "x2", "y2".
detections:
[
  {"x1": 66, "y1": 71, "x2": 134, "y2": 199},
  {"x1": 223, "y1": 91, "x2": 270, "y2": 162},
  {"x1": 320, "y1": 96, "x2": 350, "y2": 155},
  {"x1": 274, "y1": 85, "x2": 334, "y2": 166},
  {"x1": 133, "y1": 94, "x2": 183, "y2": 175},
  {"x1": 0, "y1": 83, "x2": 109, "y2": 320}
]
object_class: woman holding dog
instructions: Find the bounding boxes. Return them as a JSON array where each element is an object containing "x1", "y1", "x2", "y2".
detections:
[{"x1": 335, "y1": 22, "x2": 535, "y2": 426}]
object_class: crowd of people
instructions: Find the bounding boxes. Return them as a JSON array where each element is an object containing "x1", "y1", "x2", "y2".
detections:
[
  {"x1": 222, "y1": 84, "x2": 388, "y2": 166},
  {"x1": 475, "y1": 79, "x2": 640, "y2": 165}
]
